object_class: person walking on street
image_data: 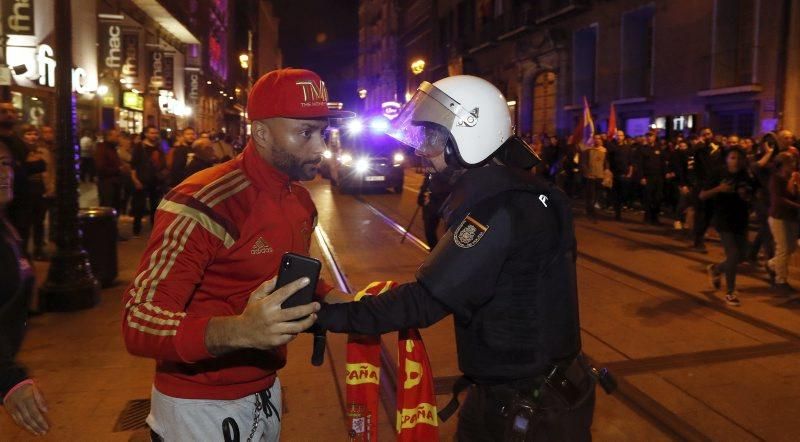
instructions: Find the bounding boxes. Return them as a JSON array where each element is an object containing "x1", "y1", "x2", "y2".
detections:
[
  {"x1": 20, "y1": 125, "x2": 51, "y2": 261},
  {"x1": 607, "y1": 130, "x2": 633, "y2": 221},
  {"x1": 0, "y1": 104, "x2": 45, "y2": 258},
  {"x1": 702, "y1": 148, "x2": 757, "y2": 306},
  {"x1": 182, "y1": 137, "x2": 218, "y2": 178},
  {"x1": 130, "y1": 126, "x2": 167, "y2": 237},
  {"x1": 166, "y1": 127, "x2": 197, "y2": 187},
  {"x1": 636, "y1": 131, "x2": 666, "y2": 225},
  {"x1": 0, "y1": 140, "x2": 51, "y2": 436},
  {"x1": 79, "y1": 129, "x2": 96, "y2": 183},
  {"x1": 117, "y1": 133, "x2": 134, "y2": 218},
  {"x1": 581, "y1": 135, "x2": 608, "y2": 222},
  {"x1": 95, "y1": 129, "x2": 124, "y2": 211},
  {"x1": 691, "y1": 128, "x2": 724, "y2": 251},
  {"x1": 748, "y1": 136, "x2": 778, "y2": 263},
  {"x1": 669, "y1": 141, "x2": 691, "y2": 231},
  {"x1": 766, "y1": 152, "x2": 800, "y2": 294}
]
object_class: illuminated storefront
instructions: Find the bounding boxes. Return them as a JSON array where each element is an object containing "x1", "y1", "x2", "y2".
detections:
[{"x1": 4, "y1": 0, "x2": 99, "y2": 128}]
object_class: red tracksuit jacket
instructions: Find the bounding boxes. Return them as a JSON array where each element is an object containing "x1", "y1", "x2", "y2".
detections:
[{"x1": 122, "y1": 143, "x2": 332, "y2": 400}]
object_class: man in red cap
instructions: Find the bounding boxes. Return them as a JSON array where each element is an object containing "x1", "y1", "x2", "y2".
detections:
[{"x1": 122, "y1": 68, "x2": 349, "y2": 441}]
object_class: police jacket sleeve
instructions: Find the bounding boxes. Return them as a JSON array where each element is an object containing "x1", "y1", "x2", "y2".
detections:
[
  {"x1": 416, "y1": 199, "x2": 514, "y2": 324},
  {"x1": 316, "y1": 282, "x2": 450, "y2": 334}
]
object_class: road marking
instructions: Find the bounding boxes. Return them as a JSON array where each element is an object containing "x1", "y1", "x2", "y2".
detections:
[{"x1": 314, "y1": 225, "x2": 399, "y2": 422}]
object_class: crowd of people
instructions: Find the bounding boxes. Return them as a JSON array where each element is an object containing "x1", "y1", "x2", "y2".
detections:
[
  {"x1": 8, "y1": 119, "x2": 240, "y2": 259},
  {"x1": 523, "y1": 127, "x2": 800, "y2": 306}
]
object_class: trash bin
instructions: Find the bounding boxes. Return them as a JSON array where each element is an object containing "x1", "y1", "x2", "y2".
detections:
[{"x1": 78, "y1": 207, "x2": 118, "y2": 288}]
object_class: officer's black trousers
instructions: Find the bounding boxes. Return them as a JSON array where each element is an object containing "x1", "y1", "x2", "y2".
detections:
[
  {"x1": 643, "y1": 178, "x2": 663, "y2": 224},
  {"x1": 456, "y1": 384, "x2": 595, "y2": 441}
]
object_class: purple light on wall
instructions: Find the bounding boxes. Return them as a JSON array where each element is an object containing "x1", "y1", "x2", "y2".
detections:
[{"x1": 208, "y1": 0, "x2": 228, "y2": 81}]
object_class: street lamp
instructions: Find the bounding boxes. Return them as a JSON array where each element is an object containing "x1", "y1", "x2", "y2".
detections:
[
  {"x1": 411, "y1": 59, "x2": 426, "y2": 75},
  {"x1": 358, "y1": 88, "x2": 367, "y2": 99},
  {"x1": 239, "y1": 53, "x2": 249, "y2": 70},
  {"x1": 39, "y1": 0, "x2": 99, "y2": 311}
]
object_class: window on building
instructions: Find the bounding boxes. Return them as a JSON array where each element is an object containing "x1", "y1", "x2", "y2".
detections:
[
  {"x1": 621, "y1": 6, "x2": 654, "y2": 98},
  {"x1": 711, "y1": 110, "x2": 755, "y2": 136},
  {"x1": 712, "y1": 0, "x2": 756, "y2": 88},
  {"x1": 572, "y1": 26, "x2": 596, "y2": 104},
  {"x1": 533, "y1": 71, "x2": 558, "y2": 136}
]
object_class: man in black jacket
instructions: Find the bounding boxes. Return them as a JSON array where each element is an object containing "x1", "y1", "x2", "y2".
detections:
[
  {"x1": 606, "y1": 130, "x2": 633, "y2": 220},
  {"x1": 635, "y1": 132, "x2": 667, "y2": 225},
  {"x1": 130, "y1": 125, "x2": 167, "y2": 236},
  {"x1": 318, "y1": 76, "x2": 595, "y2": 441},
  {"x1": 690, "y1": 128, "x2": 724, "y2": 251}
]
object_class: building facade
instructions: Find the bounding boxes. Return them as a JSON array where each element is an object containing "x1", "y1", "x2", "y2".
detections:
[
  {"x1": 3, "y1": 0, "x2": 281, "y2": 138},
  {"x1": 357, "y1": 0, "x2": 402, "y2": 115},
  {"x1": 367, "y1": 0, "x2": 800, "y2": 138}
]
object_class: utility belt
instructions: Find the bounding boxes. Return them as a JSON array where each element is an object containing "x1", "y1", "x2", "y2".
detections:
[{"x1": 439, "y1": 354, "x2": 616, "y2": 436}]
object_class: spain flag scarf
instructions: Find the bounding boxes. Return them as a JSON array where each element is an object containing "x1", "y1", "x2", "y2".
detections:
[{"x1": 345, "y1": 281, "x2": 439, "y2": 441}]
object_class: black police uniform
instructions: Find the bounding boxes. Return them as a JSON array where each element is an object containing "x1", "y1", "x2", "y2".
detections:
[
  {"x1": 635, "y1": 142, "x2": 667, "y2": 225},
  {"x1": 317, "y1": 164, "x2": 595, "y2": 441}
]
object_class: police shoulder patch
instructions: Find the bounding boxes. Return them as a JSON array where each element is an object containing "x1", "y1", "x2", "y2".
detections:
[{"x1": 453, "y1": 214, "x2": 489, "y2": 248}]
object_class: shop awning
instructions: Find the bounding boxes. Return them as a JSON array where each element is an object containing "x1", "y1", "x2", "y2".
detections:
[{"x1": 131, "y1": 0, "x2": 200, "y2": 44}]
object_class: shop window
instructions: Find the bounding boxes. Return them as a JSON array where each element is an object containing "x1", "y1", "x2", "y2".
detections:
[
  {"x1": 572, "y1": 25, "x2": 596, "y2": 103},
  {"x1": 533, "y1": 71, "x2": 557, "y2": 136},
  {"x1": 621, "y1": 6, "x2": 654, "y2": 98},
  {"x1": 712, "y1": 0, "x2": 756, "y2": 88}
]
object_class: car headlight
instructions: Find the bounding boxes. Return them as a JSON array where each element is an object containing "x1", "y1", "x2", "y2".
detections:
[
  {"x1": 339, "y1": 153, "x2": 353, "y2": 165},
  {"x1": 393, "y1": 153, "x2": 404, "y2": 164},
  {"x1": 323, "y1": 149, "x2": 333, "y2": 159},
  {"x1": 355, "y1": 158, "x2": 370, "y2": 173}
]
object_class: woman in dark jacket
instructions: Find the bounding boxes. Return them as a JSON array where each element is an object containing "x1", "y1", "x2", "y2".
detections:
[{"x1": 0, "y1": 140, "x2": 49, "y2": 435}]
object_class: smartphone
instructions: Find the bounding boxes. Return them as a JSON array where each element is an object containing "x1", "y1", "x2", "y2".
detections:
[{"x1": 276, "y1": 253, "x2": 321, "y2": 310}]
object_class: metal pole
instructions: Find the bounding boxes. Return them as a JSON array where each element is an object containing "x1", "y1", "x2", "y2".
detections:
[
  {"x1": 400, "y1": 204, "x2": 421, "y2": 244},
  {"x1": 39, "y1": 0, "x2": 100, "y2": 311}
]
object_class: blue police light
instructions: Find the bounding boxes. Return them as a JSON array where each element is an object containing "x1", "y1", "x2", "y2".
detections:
[
  {"x1": 368, "y1": 117, "x2": 390, "y2": 133},
  {"x1": 346, "y1": 119, "x2": 364, "y2": 134}
]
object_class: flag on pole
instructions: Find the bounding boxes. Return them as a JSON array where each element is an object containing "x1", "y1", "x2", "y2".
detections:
[
  {"x1": 579, "y1": 96, "x2": 595, "y2": 151},
  {"x1": 607, "y1": 103, "x2": 617, "y2": 138}
]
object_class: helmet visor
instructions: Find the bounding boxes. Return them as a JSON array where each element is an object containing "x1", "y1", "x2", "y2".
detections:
[{"x1": 387, "y1": 83, "x2": 466, "y2": 157}]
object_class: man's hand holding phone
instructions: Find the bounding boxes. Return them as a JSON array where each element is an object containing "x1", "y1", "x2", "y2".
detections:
[{"x1": 206, "y1": 277, "x2": 321, "y2": 356}]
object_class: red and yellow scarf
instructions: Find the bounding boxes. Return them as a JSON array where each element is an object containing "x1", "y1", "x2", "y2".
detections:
[{"x1": 345, "y1": 281, "x2": 439, "y2": 441}]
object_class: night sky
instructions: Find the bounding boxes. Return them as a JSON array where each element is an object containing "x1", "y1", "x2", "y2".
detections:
[{"x1": 273, "y1": 0, "x2": 360, "y2": 112}]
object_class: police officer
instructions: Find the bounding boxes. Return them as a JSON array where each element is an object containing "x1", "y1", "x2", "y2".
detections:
[
  {"x1": 635, "y1": 131, "x2": 667, "y2": 225},
  {"x1": 317, "y1": 76, "x2": 596, "y2": 441},
  {"x1": 417, "y1": 168, "x2": 453, "y2": 248}
]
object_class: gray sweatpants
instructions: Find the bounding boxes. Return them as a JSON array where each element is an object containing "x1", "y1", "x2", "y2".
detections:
[{"x1": 147, "y1": 378, "x2": 282, "y2": 442}]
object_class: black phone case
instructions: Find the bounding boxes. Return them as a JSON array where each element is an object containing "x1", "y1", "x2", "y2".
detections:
[{"x1": 276, "y1": 253, "x2": 321, "y2": 309}]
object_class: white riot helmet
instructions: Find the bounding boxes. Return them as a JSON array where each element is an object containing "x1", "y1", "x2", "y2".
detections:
[{"x1": 389, "y1": 75, "x2": 533, "y2": 167}]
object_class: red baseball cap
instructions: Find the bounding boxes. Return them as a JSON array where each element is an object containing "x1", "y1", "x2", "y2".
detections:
[{"x1": 246, "y1": 68, "x2": 349, "y2": 121}]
